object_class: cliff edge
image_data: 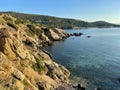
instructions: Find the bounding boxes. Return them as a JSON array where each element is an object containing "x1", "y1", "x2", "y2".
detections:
[{"x1": 0, "y1": 14, "x2": 71, "y2": 90}]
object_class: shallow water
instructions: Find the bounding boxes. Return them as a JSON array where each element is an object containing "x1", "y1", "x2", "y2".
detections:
[{"x1": 44, "y1": 28, "x2": 120, "y2": 90}]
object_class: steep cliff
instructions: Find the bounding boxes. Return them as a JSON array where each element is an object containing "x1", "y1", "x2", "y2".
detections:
[{"x1": 0, "y1": 14, "x2": 70, "y2": 90}]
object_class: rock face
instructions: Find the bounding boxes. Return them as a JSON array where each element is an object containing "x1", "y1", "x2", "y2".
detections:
[
  {"x1": 0, "y1": 14, "x2": 70, "y2": 90},
  {"x1": 42, "y1": 27, "x2": 69, "y2": 41}
]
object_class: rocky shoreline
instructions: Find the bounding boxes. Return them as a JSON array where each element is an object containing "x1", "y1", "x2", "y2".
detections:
[{"x1": 0, "y1": 14, "x2": 72, "y2": 90}]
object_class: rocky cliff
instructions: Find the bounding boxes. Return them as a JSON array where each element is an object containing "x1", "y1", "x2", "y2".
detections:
[{"x1": 0, "y1": 14, "x2": 71, "y2": 90}]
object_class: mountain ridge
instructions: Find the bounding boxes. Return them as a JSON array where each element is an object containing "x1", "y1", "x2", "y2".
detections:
[{"x1": 1, "y1": 11, "x2": 120, "y2": 29}]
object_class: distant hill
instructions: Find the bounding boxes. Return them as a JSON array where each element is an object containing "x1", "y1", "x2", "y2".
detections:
[
  {"x1": 0, "y1": 11, "x2": 120, "y2": 29},
  {"x1": 90, "y1": 21, "x2": 120, "y2": 28}
]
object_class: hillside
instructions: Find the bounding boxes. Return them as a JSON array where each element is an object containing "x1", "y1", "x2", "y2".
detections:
[
  {"x1": 1, "y1": 11, "x2": 120, "y2": 29},
  {"x1": 0, "y1": 14, "x2": 75, "y2": 90}
]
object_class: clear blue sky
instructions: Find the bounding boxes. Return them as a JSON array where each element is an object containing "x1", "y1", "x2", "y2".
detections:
[{"x1": 0, "y1": 0, "x2": 120, "y2": 24}]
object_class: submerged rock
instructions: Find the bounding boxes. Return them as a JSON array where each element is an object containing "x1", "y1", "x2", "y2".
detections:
[
  {"x1": 87, "y1": 36, "x2": 91, "y2": 38},
  {"x1": 73, "y1": 32, "x2": 83, "y2": 36},
  {"x1": 118, "y1": 78, "x2": 120, "y2": 82},
  {"x1": 69, "y1": 32, "x2": 83, "y2": 37},
  {"x1": 72, "y1": 84, "x2": 85, "y2": 90}
]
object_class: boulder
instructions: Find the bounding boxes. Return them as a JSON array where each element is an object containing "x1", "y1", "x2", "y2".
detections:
[{"x1": 37, "y1": 75, "x2": 58, "y2": 90}]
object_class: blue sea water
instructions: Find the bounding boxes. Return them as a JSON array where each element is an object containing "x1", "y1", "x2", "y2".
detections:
[{"x1": 44, "y1": 28, "x2": 120, "y2": 90}]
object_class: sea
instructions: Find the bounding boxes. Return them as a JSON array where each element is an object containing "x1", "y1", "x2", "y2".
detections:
[{"x1": 44, "y1": 28, "x2": 120, "y2": 90}]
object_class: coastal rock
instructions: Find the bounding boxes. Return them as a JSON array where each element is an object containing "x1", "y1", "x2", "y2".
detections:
[
  {"x1": 35, "y1": 50, "x2": 70, "y2": 83},
  {"x1": 43, "y1": 27, "x2": 68, "y2": 41},
  {"x1": 0, "y1": 52, "x2": 38, "y2": 90},
  {"x1": 69, "y1": 32, "x2": 83, "y2": 37},
  {"x1": 87, "y1": 36, "x2": 91, "y2": 38},
  {"x1": 73, "y1": 32, "x2": 83, "y2": 36},
  {"x1": 46, "y1": 62, "x2": 70, "y2": 83},
  {"x1": 57, "y1": 83, "x2": 75, "y2": 90},
  {"x1": 0, "y1": 14, "x2": 71, "y2": 90},
  {"x1": 37, "y1": 75, "x2": 58, "y2": 90}
]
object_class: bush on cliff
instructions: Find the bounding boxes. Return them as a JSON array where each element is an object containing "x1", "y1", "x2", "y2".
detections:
[
  {"x1": 32, "y1": 56, "x2": 47, "y2": 74},
  {"x1": 15, "y1": 18, "x2": 30, "y2": 24},
  {"x1": 27, "y1": 24, "x2": 43, "y2": 36}
]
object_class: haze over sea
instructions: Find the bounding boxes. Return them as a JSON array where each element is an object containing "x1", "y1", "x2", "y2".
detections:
[{"x1": 44, "y1": 28, "x2": 120, "y2": 90}]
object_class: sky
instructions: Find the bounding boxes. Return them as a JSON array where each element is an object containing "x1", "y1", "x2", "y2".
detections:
[{"x1": 0, "y1": 0, "x2": 120, "y2": 24}]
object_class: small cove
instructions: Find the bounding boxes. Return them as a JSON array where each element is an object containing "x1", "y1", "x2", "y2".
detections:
[{"x1": 44, "y1": 28, "x2": 120, "y2": 90}]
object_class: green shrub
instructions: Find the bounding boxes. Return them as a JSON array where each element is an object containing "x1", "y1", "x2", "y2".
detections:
[
  {"x1": 32, "y1": 56, "x2": 47, "y2": 73},
  {"x1": 15, "y1": 18, "x2": 30, "y2": 24}
]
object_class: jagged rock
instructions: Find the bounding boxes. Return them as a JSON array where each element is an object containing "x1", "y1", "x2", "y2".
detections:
[
  {"x1": 23, "y1": 36, "x2": 39, "y2": 49},
  {"x1": 45, "y1": 61, "x2": 70, "y2": 83},
  {"x1": 12, "y1": 68, "x2": 25, "y2": 81},
  {"x1": 57, "y1": 83, "x2": 75, "y2": 90},
  {"x1": 37, "y1": 75, "x2": 58, "y2": 90},
  {"x1": 43, "y1": 28, "x2": 68, "y2": 41}
]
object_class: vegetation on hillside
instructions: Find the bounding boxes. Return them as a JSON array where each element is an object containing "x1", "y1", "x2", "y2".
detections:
[{"x1": 1, "y1": 11, "x2": 120, "y2": 29}]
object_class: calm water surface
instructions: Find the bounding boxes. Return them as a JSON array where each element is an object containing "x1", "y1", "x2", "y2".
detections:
[{"x1": 44, "y1": 28, "x2": 120, "y2": 90}]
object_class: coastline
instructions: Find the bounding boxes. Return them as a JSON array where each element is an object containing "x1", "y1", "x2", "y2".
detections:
[
  {"x1": 0, "y1": 14, "x2": 72, "y2": 90},
  {"x1": 44, "y1": 27, "x2": 120, "y2": 90},
  {"x1": 2, "y1": 13, "x2": 119, "y2": 90},
  {"x1": 42, "y1": 35, "x2": 88, "y2": 90}
]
